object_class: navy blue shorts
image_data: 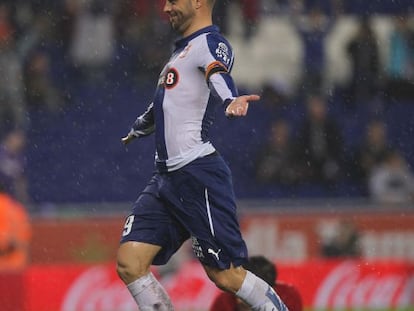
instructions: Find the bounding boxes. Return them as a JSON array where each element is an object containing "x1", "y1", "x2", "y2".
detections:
[{"x1": 120, "y1": 153, "x2": 248, "y2": 269}]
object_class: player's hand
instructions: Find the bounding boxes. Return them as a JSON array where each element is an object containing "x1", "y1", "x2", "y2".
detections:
[
  {"x1": 121, "y1": 134, "x2": 136, "y2": 145},
  {"x1": 225, "y1": 94, "x2": 260, "y2": 117}
]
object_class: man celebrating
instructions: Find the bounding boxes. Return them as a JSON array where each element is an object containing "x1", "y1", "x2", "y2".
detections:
[{"x1": 116, "y1": 1, "x2": 289, "y2": 310}]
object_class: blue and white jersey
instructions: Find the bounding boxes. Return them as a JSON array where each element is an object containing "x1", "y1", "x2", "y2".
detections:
[{"x1": 129, "y1": 26, "x2": 238, "y2": 172}]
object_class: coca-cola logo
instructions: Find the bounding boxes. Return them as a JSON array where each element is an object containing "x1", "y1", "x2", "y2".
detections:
[
  {"x1": 314, "y1": 261, "x2": 414, "y2": 309},
  {"x1": 61, "y1": 266, "x2": 136, "y2": 311},
  {"x1": 58, "y1": 261, "x2": 414, "y2": 310},
  {"x1": 60, "y1": 263, "x2": 219, "y2": 311}
]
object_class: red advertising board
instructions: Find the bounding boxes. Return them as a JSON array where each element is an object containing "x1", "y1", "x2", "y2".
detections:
[
  {"x1": 0, "y1": 272, "x2": 25, "y2": 311},
  {"x1": 239, "y1": 209, "x2": 414, "y2": 262},
  {"x1": 14, "y1": 208, "x2": 413, "y2": 310},
  {"x1": 26, "y1": 264, "x2": 132, "y2": 311},
  {"x1": 1, "y1": 260, "x2": 413, "y2": 311}
]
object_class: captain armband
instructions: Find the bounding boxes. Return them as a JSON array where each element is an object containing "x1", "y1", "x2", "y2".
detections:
[{"x1": 205, "y1": 61, "x2": 228, "y2": 81}]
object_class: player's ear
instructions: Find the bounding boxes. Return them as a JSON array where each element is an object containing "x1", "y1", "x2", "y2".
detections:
[{"x1": 194, "y1": 0, "x2": 202, "y2": 9}]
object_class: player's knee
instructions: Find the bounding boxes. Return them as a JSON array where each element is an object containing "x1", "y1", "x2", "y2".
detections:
[
  {"x1": 205, "y1": 267, "x2": 242, "y2": 293},
  {"x1": 116, "y1": 259, "x2": 130, "y2": 283},
  {"x1": 116, "y1": 241, "x2": 161, "y2": 284},
  {"x1": 116, "y1": 250, "x2": 150, "y2": 284},
  {"x1": 116, "y1": 257, "x2": 149, "y2": 284},
  {"x1": 211, "y1": 273, "x2": 234, "y2": 292}
]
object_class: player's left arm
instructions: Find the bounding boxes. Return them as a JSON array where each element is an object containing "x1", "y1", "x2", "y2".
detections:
[
  {"x1": 203, "y1": 35, "x2": 260, "y2": 117},
  {"x1": 207, "y1": 64, "x2": 260, "y2": 117}
]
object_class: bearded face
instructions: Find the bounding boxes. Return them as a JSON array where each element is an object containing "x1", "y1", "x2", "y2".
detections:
[{"x1": 164, "y1": 0, "x2": 196, "y2": 35}]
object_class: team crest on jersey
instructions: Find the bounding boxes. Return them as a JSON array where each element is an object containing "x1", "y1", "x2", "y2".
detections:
[
  {"x1": 162, "y1": 67, "x2": 179, "y2": 89},
  {"x1": 215, "y1": 42, "x2": 231, "y2": 66}
]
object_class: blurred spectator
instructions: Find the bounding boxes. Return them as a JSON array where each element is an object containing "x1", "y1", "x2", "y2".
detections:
[
  {"x1": 345, "y1": 18, "x2": 380, "y2": 107},
  {"x1": 369, "y1": 150, "x2": 414, "y2": 204},
  {"x1": 9, "y1": 1, "x2": 57, "y2": 58},
  {"x1": 0, "y1": 3, "x2": 14, "y2": 38},
  {"x1": 290, "y1": 4, "x2": 336, "y2": 95},
  {"x1": 0, "y1": 3, "x2": 27, "y2": 131},
  {"x1": 353, "y1": 119, "x2": 394, "y2": 183},
  {"x1": 0, "y1": 181, "x2": 31, "y2": 271},
  {"x1": 114, "y1": 0, "x2": 172, "y2": 82},
  {"x1": 213, "y1": 0, "x2": 260, "y2": 40},
  {"x1": 295, "y1": 95, "x2": 343, "y2": 184},
  {"x1": 321, "y1": 219, "x2": 361, "y2": 258},
  {"x1": 0, "y1": 129, "x2": 30, "y2": 204},
  {"x1": 265, "y1": 0, "x2": 343, "y2": 16},
  {"x1": 255, "y1": 119, "x2": 299, "y2": 185},
  {"x1": 260, "y1": 80, "x2": 291, "y2": 111},
  {"x1": 210, "y1": 255, "x2": 303, "y2": 311},
  {"x1": 67, "y1": 0, "x2": 116, "y2": 82},
  {"x1": 261, "y1": 0, "x2": 289, "y2": 15},
  {"x1": 24, "y1": 50, "x2": 64, "y2": 112},
  {"x1": 384, "y1": 14, "x2": 414, "y2": 101}
]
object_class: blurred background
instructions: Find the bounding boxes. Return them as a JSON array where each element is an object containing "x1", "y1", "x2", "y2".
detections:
[{"x1": 0, "y1": 0, "x2": 413, "y2": 310}]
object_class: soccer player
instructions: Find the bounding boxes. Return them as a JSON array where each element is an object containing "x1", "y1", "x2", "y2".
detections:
[
  {"x1": 116, "y1": 1, "x2": 289, "y2": 310},
  {"x1": 210, "y1": 256, "x2": 303, "y2": 311}
]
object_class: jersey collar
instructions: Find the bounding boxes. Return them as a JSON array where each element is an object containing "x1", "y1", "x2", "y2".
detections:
[{"x1": 174, "y1": 25, "x2": 219, "y2": 51}]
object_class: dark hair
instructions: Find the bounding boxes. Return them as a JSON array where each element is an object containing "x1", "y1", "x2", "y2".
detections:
[{"x1": 243, "y1": 256, "x2": 278, "y2": 287}]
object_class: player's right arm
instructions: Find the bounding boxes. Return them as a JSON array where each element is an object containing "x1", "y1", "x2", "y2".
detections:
[{"x1": 121, "y1": 102, "x2": 155, "y2": 145}]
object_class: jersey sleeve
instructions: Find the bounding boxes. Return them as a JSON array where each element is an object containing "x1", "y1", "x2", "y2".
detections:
[
  {"x1": 128, "y1": 102, "x2": 155, "y2": 138},
  {"x1": 201, "y1": 33, "x2": 239, "y2": 106}
]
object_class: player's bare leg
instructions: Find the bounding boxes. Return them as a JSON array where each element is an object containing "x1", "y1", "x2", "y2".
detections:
[
  {"x1": 117, "y1": 242, "x2": 174, "y2": 310},
  {"x1": 204, "y1": 264, "x2": 289, "y2": 311},
  {"x1": 203, "y1": 263, "x2": 247, "y2": 292}
]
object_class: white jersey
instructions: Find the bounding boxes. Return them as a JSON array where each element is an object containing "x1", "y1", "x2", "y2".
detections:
[{"x1": 129, "y1": 26, "x2": 238, "y2": 172}]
